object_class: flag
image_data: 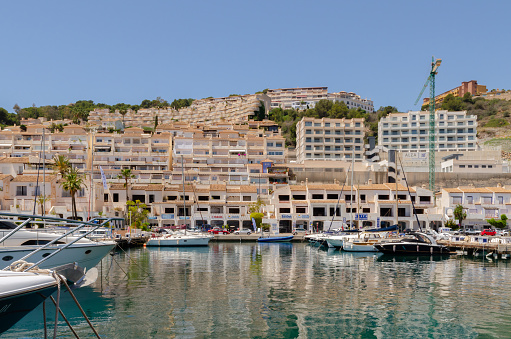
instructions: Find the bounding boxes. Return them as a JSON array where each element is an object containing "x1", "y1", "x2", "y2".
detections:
[
  {"x1": 252, "y1": 218, "x2": 257, "y2": 232},
  {"x1": 100, "y1": 166, "x2": 108, "y2": 190}
]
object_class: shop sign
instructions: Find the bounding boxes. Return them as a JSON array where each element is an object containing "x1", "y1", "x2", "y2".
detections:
[
  {"x1": 162, "y1": 214, "x2": 174, "y2": 220},
  {"x1": 281, "y1": 214, "x2": 293, "y2": 219}
]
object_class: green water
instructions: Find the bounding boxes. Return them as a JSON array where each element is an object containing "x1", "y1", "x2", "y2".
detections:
[{"x1": 5, "y1": 243, "x2": 511, "y2": 338}]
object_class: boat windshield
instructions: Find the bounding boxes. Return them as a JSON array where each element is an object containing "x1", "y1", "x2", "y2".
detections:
[{"x1": 0, "y1": 220, "x2": 18, "y2": 229}]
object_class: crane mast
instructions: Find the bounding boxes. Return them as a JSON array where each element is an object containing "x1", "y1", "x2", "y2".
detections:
[{"x1": 415, "y1": 57, "x2": 442, "y2": 192}]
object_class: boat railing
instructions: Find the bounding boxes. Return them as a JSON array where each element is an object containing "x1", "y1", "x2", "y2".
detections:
[{"x1": 0, "y1": 212, "x2": 123, "y2": 272}]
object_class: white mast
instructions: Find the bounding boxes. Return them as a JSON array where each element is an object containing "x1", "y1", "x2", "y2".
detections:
[
  {"x1": 349, "y1": 149, "x2": 354, "y2": 229},
  {"x1": 42, "y1": 125, "x2": 45, "y2": 215}
]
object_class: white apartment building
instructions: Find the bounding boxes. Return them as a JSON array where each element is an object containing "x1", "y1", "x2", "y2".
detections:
[
  {"x1": 439, "y1": 185, "x2": 511, "y2": 230},
  {"x1": 378, "y1": 110, "x2": 477, "y2": 152},
  {"x1": 270, "y1": 182, "x2": 440, "y2": 232},
  {"x1": 267, "y1": 87, "x2": 374, "y2": 112},
  {"x1": 295, "y1": 117, "x2": 365, "y2": 163}
]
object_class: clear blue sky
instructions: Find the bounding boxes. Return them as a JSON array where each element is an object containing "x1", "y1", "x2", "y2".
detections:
[{"x1": 1, "y1": 0, "x2": 510, "y2": 113}]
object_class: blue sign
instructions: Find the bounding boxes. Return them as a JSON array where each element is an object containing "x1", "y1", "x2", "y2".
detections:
[
  {"x1": 162, "y1": 214, "x2": 175, "y2": 220},
  {"x1": 178, "y1": 216, "x2": 190, "y2": 220},
  {"x1": 377, "y1": 217, "x2": 381, "y2": 228},
  {"x1": 281, "y1": 214, "x2": 293, "y2": 219},
  {"x1": 147, "y1": 216, "x2": 157, "y2": 220},
  {"x1": 296, "y1": 214, "x2": 310, "y2": 219},
  {"x1": 355, "y1": 214, "x2": 368, "y2": 220}
]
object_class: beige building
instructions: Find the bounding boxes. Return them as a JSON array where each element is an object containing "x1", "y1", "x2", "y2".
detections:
[
  {"x1": 295, "y1": 117, "x2": 365, "y2": 163},
  {"x1": 267, "y1": 87, "x2": 374, "y2": 112}
]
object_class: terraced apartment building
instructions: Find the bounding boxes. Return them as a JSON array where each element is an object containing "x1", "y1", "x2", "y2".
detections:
[{"x1": 266, "y1": 87, "x2": 374, "y2": 112}]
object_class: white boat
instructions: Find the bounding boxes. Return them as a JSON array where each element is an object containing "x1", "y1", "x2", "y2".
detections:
[
  {"x1": 146, "y1": 230, "x2": 212, "y2": 247},
  {"x1": 324, "y1": 233, "x2": 359, "y2": 249},
  {"x1": 342, "y1": 233, "x2": 383, "y2": 252},
  {"x1": 0, "y1": 270, "x2": 59, "y2": 334},
  {"x1": 0, "y1": 218, "x2": 116, "y2": 270}
]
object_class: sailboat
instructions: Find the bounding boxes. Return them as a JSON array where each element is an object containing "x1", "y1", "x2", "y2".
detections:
[
  {"x1": 147, "y1": 155, "x2": 211, "y2": 247},
  {"x1": 374, "y1": 153, "x2": 451, "y2": 255}
]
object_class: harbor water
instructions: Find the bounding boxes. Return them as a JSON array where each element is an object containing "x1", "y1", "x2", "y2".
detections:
[{"x1": 5, "y1": 243, "x2": 511, "y2": 338}]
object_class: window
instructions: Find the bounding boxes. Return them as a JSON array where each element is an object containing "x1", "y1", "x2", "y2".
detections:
[
  {"x1": 279, "y1": 208, "x2": 291, "y2": 213},
  {"x1": 104, "y1": 194, "x2": 109, "y2": 202},
  {"x1": 312, "y1": 194, "x2": 323, "y2": 199},
  {"x1": 293, "y1": 195, "x2": 306, "y2": 200},
  {"x1": 305, "y1": 130, "x2": 312, "y2": 134},
  {"x1": 279, "y1": 195, "x2": 290, "y2": 202},
  {"x1": 327, "y1": 194, "x2": 338, "y2": 199},
  {"x1": 296, "y1": 207, "x2": 306, "y2": 213},
  {"x1": 305, "y1": 122, "x2": 312, "y2": 126},
  {"x1": 113, "y1": 193, "x2": 119, "y2": 202},
  {"x1": 306, "y1": 137, "x2": 311, "y2": 143},
  {"x1": 16, "y1": 186, "x2": 27, "y2": 196},
  {"x1": 228, "y1": 208, "x2": 240, "y2": 214}
]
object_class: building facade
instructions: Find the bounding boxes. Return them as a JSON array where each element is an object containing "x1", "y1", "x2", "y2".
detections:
[
  {"x1": 295, "y1": 117, "x2": 365, "y2": 163},
  {"x1": 267, "y1": 87, "x2": 374, "y2": 112},
  {"x1": 378, "y1": 110, "x2": 477, "y2": 152}
]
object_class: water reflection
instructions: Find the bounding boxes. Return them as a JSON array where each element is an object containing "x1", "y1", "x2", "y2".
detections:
[{"x1": 5, "y1": 243, "x2": 511, "y2": 338}]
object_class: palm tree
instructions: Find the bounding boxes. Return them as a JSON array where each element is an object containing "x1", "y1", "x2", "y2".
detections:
[
  {"x1": 61, "y1": 167, "x2": 84, "y2": 220},
  {"x1": 117, "y1": 168, "x2": 135, "y2": 206},
  {"x1": 52, "y1": 155, "x2": 70, "y2": 178}
]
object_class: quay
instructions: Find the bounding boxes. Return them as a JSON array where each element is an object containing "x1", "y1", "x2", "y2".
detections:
[{"x1": 439, "y1": 239, "x2": 511, "y2": 255}]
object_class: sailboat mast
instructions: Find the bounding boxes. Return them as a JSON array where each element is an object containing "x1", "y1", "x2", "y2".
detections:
[
  {"x1": 349, "y1": 149, "x2": 354, "y2": 229},
  {"x1": 42, "y1": 126, "x2": 45, "y2": 215},
  {"x1": 395, "y1": 151, "x2": 399, "y2": 228},
  {"x1": 182, "y1": 155, "x2": 186, "y2": 235}
]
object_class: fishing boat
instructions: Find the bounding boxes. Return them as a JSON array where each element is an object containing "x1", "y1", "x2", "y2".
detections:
[{"x1": 257, "y1": 235, "x2": 293, "y2": 242}]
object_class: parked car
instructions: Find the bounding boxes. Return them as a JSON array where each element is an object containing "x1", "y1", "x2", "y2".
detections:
[
  {"x1": 292, "y1": 228, "x2": 308, "y2": 235},
  {"x1": 481, "y1": 229, "x2": 497, "y2": 236},
  {"x1": 208, "y1": 227, "x2": 229, "y2": 235},
  {"x1": 234, "y1": 229, "x2": 252, "y2": 235}
]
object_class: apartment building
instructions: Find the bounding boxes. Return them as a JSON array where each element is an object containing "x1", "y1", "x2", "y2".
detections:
[
  {"x1": 99, "y1": 182, "x2": 260, "y2": 230},
  {"x1": 172, "y1": 124, "x2": 287, "y2": 194},
  {"x1": 423, "y1": 80, "x2": 487, "y2": 106},
  {"x1": 295, "y1": 117, "x2": 365, "y2": 163},
  {"x1": 378, "y1": 110, "x2": 477, "y2": 152},
  {"x1": 439, "y1": 185, "x2": 511, "y2": 229},
  {"x1": 270, "y1": 181, "x2": 439, "y2": 232},
  {"x1": 87, "y1": 93, "x2": 270, "y2": 127},
  {"x1": 267, "y1": 87, "x2": 374, "y2": 112}
]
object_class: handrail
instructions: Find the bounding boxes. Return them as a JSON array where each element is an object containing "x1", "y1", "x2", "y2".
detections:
[
  {"x1": 0, "y1": 218, "x2": 32, "y2": 245},
  {"x1": 24, "y1": 220, "x2": 116, "y2": 271}
]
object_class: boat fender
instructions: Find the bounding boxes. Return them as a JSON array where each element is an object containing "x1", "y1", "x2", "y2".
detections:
[
  {"x1": 393, "y1": 245, "x2": 396, "y2": 253},
  {"x1": 430, "y1": 247, "x2": 433, "y2": 254}
]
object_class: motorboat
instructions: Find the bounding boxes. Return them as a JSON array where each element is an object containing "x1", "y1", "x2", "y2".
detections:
[
  {"x1": 0, "y1": 216, "x2": 117, "y2": 270},
  {"x1": 374, "y1": 231, "x2": 451, "y2": 255},
  {"x1": 257, "y1": 235, "x2": 293, "y2": 242},
  {"x1": 324, "y1": 233, "x2": 360, "y2": 249},
  {"x1": 146, "y1": 230, "x2": 212, "y2": 247},
  {"x1": 0, "y1": 270, "x2": 58, "y2": 334},
  {"x1": 342, "y1": 233, "x2": 383, "y2": 252}
]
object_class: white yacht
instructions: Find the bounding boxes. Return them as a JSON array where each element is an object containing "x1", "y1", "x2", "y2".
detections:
[
  {"x1": 324, "y1": 233, "x2": 360, "y2": 249},
  {"x1": 0, "y1": 219, "x2": 116, "y2": 270},
  {"x1": 342, "y1": 233, "x2": 383, "y2": 252},
  {"x1": 146, "y1": 229, "x2": 212, "y2": 247}
]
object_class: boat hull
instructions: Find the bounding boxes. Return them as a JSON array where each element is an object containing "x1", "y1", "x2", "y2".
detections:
[
  {"x1": 257, "y1": 236, "x2": 293, "y2": 243},
  {"x1": 0, "y1": 272, "x2": 58, "y2": 334},
  {"x1": 146, "y1": 236, "x2": 211, "y2": 247},
  {"x1": 374, "y1": 243, "x2": 450, "y2": 255},
  {"x1": 343, "y1": 242, "x2": 378, "y2": 252},
  {"x1": 0, "y1": 242, "x2": 116, "y2": 270}
]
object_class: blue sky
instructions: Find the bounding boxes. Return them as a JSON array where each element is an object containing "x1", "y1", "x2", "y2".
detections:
[{"x1": 1, "y1": 0, "x2": 509, "y2": 113}]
